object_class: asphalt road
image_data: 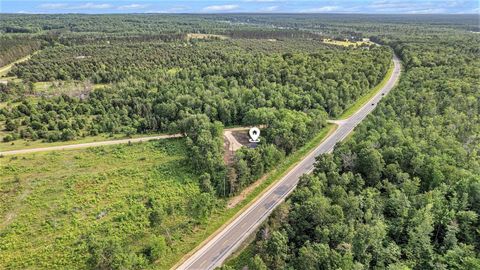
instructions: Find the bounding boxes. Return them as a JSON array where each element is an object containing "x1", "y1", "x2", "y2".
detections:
[{"x1": 176, "y1": 54, "x2": 401, "y2": 270}]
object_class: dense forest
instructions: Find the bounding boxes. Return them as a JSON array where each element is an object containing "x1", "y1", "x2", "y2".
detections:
[
  {"x1": 1, "y1": 40, "x2": 390, "y2": 142},
  {"x1": 229, "y1": 19, "x2": 480, "y2": 270}
]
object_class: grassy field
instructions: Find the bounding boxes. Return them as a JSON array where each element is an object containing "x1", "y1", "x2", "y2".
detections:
[
  {"x1": 337, "y1": 60, "x2": 394, "y2": 120},
  {"x1": 0, "y1": 139, "x2": 221, "y2": 269}
]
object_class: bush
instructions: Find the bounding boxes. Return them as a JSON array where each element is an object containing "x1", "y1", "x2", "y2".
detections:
[
  {"x1": 143, "y1": 236, "x2": 167, "y2": 263},
  {"x1": 3, "y1": 134, "x2": 15, "y2": 142}
]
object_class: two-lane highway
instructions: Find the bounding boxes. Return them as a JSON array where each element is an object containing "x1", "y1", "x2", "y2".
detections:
[{"x1": 176, "y1": 54, "x2": 401, "y2": 270}]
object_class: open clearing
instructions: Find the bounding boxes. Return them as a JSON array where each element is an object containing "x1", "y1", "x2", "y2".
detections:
[
  {"x1": 0, "y1": 127, "x2": 249, "y2": 154},
  {"x1": 0, "y1": 138, "x2": 219, "y2": 269},
  {"x1": 0, "y1": 125, "x2": 334, "y2": 269},
  {"x1": 322, "y1": 38, "x2": 373, "y2": 47},
  {"x1": 186, "y1": 33, "x2": 229, "y2": 40},
  {"x1": 32, "y1": 81, "x2": 108, "y2": 97}
]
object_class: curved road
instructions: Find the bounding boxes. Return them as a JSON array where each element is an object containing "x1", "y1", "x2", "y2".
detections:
[{"x1": 176, "y1": 54, "x2": 401, "y2": 270}]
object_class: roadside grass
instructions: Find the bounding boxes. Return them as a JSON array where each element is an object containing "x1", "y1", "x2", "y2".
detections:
[
  {"x1": 168, "y1": 124, "x2": 336, "y2": 269},
  {"x1": 226, "y1": 244, "x2": 255, "y2": 269},
  {"x1": 0, "y1": 139, "x2": 216, "y2": 269},
  {"x1": 337, "y1": 60, "x2": 394, "y2": 120}
]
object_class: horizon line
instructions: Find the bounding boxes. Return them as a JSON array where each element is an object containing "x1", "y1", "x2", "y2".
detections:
[{"x1": 2, "y1": 12, "x2": 479, "y2": 15}]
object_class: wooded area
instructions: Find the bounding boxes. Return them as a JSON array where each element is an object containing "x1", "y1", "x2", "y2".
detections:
[
  {"x1": 0, "y1": 13, "x2": 478, "y2": 270},
  {"x1": 227, "y1": 16, "x2": 480, "y2": 270},
  {"x1": 0, "y1": 27, "x2": 390, "y2": 199},
  {"x1": 1, "y1": 40, "x2": 389, "y2": 141}
]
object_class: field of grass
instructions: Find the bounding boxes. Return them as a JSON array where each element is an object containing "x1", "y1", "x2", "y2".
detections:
[
  {"x1": 0, "y1": 118, "x2": 338, "y2": 270},
  {"x1": 337, "y1": 60, "x2": 394, "y2": 119},
  {"x1": 322, "y1": 38, "x2": 373, "y2": 47},
  {"x1": 0, "y1": 139, "x2": 221, "y2": 269}
]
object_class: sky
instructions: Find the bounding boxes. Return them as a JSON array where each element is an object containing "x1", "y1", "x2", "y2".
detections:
[{"x1": 1, "y1": 0, "x2": 479, "y2": 14}]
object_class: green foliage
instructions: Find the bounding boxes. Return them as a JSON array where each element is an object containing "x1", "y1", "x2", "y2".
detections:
[
  {"x1": 245, "y1": 108, "x2": 328, "y2": 154},
  {"x1": 258, "y1": 230, "x2": 289, "y2": 269},
  {"x1": 86, "y1": 233, "x2": 148, "y2": 270},
  {"x1": 0, "y1": 139, "x2": 221, "y2": 269},
  {"x1": 3, "y1": 13, "x2": 478, "y2": 270},
  {"x1": 143, "y1": 235, "x2": 167, "y2": 263},
  {"x1": 230, "y1": 143, "x2": 284, "y2": 195},
  {"x1": 0, "y1": 36, "x2": 43, "y2": 67},
  {"x1": 1, "y1": 38, "x2": 390, "y2": 142},
  {"x1": 243, "y1": 20, "x2": 480, "y2": 270},
  {"x1": 178, "y1": 114, "x2": 226, "y2": 195},
  {"x1": 249, "y1": 255, "x2": 268, "y2": 270}
]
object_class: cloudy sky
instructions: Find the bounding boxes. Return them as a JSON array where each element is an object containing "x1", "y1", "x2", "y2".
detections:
[{"x1": 1, "y1": 0, "x2": 478, "y2": 14}]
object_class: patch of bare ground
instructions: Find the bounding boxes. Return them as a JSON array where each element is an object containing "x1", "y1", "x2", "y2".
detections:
[
  {"x1": 223, "y1": 129, "x2": 250, "y2": 165},
  {"x1": 223, "y1": 135, "x2": 233, "y2": 164},
  {"x1": 227, "y1": 173, "x2": 268, "y2": 209}
]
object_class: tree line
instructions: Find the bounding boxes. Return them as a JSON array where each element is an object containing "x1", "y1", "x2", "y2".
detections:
[
  {"x1": 1, "y1": 39, "x2": 391, "y2": 144},
  {"x1": 0, "y1": 36, "x2": 44, "y2": 67},
  {"x1": 229, "y1": 25, "x2": 479, "y2": 270}
]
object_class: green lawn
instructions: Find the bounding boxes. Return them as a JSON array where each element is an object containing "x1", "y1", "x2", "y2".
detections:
[{"x1": 337, "y1": 60, "x2": 394, "y2": 120}]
